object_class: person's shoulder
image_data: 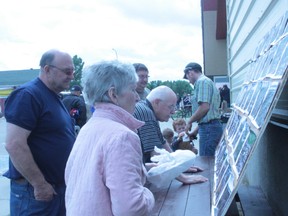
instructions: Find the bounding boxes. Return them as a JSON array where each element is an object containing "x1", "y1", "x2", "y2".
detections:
[
  {"x1": 62, "y1": 94, "x2": 73, "y2": 102},
  {"x1": 134, "y1": 101, "x2": 146, "y2": 115},
  {"x1": 198, "y1": 75, "x2": 209, "y2": 82},
  {"x1": 135, "y1": 100, "x2": 147, "y2": 109},
  {"x1": 198, "y1": 75, "x2": 214, "y2": 87},
  {"x1": 144, "y1": 88, "x2": 151, "y2": 94},
  {"x1": 134, "y1": 100, "x2": 154, "y2": 119},
  {"x1": 63, "y1": 94, "x2": 80, "y2": 101},
  {"x1": 9, "y1": 78, "x2": 42, "y2": 98}
]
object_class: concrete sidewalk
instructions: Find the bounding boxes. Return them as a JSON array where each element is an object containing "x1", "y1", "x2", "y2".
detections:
[{"x1": 0, "y1": 117, "x2": 9, "y2": 216}]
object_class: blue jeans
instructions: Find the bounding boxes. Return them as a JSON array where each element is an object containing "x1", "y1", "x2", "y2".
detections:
[
  {"x1": 198, "y1": 120, "x2": 223, "y2": 156},
  {"x1": 10, "y1": 179, "x2": 66, "y2": 216}
]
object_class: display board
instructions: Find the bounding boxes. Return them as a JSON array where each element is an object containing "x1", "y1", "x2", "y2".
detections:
[{"x1": 211, "y1": 12, "x2": 288, "y2": 216}]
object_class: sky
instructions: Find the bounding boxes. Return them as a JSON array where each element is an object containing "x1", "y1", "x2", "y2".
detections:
[{"x1": 0, "y1": 0, "x2": 203, "y2": 81}]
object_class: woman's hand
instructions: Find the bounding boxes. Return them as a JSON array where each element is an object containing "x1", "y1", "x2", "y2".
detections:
[
  {"x1": 185, "y1": 166, "x2": 203, "y2": 173},
  {"x1": 176, "y1": 173, "x2": 208, "y2": 185}
]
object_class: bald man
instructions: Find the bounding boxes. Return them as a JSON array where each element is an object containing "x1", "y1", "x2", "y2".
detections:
[
  {"x1": 4, "y1": 49, "x2": 76, "y2": 215},
  {"x1": 134, "y1": 86, "x2": 208, "y2": 184}
]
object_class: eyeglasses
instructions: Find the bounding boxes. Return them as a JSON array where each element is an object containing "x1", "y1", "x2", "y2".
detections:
[
  {"x1": 167, "y1": 104, "x2": 177, "y2": 111},
  {"x1": 138, "y1": 75, "x2": 150, "y2": 80},
  {"x1": 49, "y1": 65, "x2": 75, "y2": 76},
  {"x1": 161, "y1": 100, "x2": 176, "y2": 111}
]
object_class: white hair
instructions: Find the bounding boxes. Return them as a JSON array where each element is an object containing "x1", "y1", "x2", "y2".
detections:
[
  {"x1": 81, "y1": 60, "x2": 138, "y2": 106},
  {"x1": 147, "y1": 85, "x2": 176, "y2": 102}
]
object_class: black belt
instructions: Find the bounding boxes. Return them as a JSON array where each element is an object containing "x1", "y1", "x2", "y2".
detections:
[{"x1": 198, "y1": 119, "x2": 220, "y2": 125}]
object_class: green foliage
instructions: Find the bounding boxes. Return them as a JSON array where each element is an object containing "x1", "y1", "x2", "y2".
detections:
[
  {"x1": 70, "y1": 55, "x2": 85, "y2": 88},
  {"x1": 68, "y1": 55, "x2": 192, "y2": 98},
  {"x1": 147, "y1": 80, "x2": 193, "y2": 97}
]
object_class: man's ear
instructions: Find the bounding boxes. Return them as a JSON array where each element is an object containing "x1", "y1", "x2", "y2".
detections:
[
  {"x1": 41, "y1": 65, "x2": 52, "y2": 78},
  {"x1": 152, "y1": 98, "x2": 162, "y2": 108},
  {"x1": 107, "y1": 87, "x2": 118, "y2": 104},
  {"x1": 43, "y1": 65, "x2": 50, "y2": 73}
]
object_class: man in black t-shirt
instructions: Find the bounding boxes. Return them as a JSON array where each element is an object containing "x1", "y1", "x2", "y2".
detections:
[{"x1": 62, "y1": 85, "x2": 87, "y2": 128}]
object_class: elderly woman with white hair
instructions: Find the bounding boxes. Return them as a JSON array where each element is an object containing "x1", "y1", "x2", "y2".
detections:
[{"x1": 65, "y1": 61, "x2": 155, "y2": 216}]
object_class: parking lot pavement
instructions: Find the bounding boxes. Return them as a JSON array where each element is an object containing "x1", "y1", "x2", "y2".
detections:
[{"x1": 0, "y1": 117, "x2": 9, "y2": 216}]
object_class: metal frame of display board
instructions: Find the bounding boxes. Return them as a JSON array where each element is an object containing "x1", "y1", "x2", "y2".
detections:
[{"x1": 211, "y1": 11, "x2": 288, "y2": 216}]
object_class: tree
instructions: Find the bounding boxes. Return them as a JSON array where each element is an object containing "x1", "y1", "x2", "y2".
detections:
[
  {"x1": 147, "y1": 80, "x2": 163, "y2": 90},
  {"x1": 70, "y1": 55, "x2": 85, "y2": 88},
  {"x1": 147, "y1": 80, "x2": 193, "y2": 97}
]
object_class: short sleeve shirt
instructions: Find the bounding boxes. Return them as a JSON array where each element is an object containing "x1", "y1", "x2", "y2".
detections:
[
  {"x1": 4, "y1": 78, "x2": 75, "y2": 185},
  {"x1": 193, "y1": 75, "x2": 221, "y2": 124},
  {"x1": 133, "y1": 100, "x2": 166, "y2": 153}
]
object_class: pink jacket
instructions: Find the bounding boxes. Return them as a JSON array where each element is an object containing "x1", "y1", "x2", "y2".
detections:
[{"x1": 65, "y1": 103, "x2": 155, "y2": 216}]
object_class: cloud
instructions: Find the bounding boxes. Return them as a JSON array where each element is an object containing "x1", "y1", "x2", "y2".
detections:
[
  {"x1": 0, "y1": 0, "x2": 203, "y2": 81},
  {"x1": 102, "y1": 0, "x2": 201, "y2": 27}
]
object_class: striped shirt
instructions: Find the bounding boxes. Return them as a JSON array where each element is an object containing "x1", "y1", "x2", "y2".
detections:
[
  {"x1": 193, "y1": 75, "x2": 221, "y2": 124},
  {"x1": 133, "y1": 100, "x2": 166, "y2": 153}
]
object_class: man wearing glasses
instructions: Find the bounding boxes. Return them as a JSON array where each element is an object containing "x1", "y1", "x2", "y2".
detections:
[
  {"x1": 133, "y1": 86, "x2": 208, "y2": 184},
  {"x1": 183, "y1": 62, "x2": 223, "y2": 156},
  {"x1": 4, "y1": 49, "x2": 76, "y2": 215},
  {"x1": 133, "y1": 63, "x2": 151, "y2": 100}
]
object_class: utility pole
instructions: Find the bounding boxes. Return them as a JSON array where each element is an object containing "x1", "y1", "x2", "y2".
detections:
[{"x1": 112, "y1": 48, "x2": 118, "y2": 60}]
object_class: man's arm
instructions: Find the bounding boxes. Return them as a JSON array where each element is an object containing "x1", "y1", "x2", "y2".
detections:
[
  {"x1": 188, "y1": 126, "x2": 199, "y2": 138},
  {"x1": 162, "y1": 142, "x2": 172, "y2": 152},
  {"x1": 5, "y1": 123, "x2": 56, "y2": 201},
  {"x1": 185, "y1": 102, "x2": 210, "y2": 133}
]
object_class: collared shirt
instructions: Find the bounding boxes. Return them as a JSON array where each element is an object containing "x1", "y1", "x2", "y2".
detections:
[
  {"x1": 192, "y1": 75, "x2": 221, "y2": 124},
  {"x1": 65, "y1": 103, "x2": 154, "y2": 215},
  {"x1": 133, "y1": 99, "x2": 166, "y2": 153},
  {"x1": 137, "y1": 88, "x2": 151, "y2": 100}
]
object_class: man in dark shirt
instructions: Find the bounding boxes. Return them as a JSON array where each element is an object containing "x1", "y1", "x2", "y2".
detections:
[
  {"x1": 62, "y1": 85, "x2": 87, "y2": 128},
  {"x1": 4, "y1": 49, "x2": 76, "y2": 216}
]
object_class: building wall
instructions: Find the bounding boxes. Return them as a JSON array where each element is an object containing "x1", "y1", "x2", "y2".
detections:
[
  {"x1": 244, "y1": 124, "x2": 288, "y2": 215},
  {"x1": 227, "y1": 0, "x2": 287, "y2": 101},
  {"x1": 226, "y1": 0, "x2": 288, "y2": 215},
  {"x1": 202, "y1": 10, "x2": 227, "y2": 76},
  {"x1": 0, "y1": 69, "x2": 39, "y2": 86}
]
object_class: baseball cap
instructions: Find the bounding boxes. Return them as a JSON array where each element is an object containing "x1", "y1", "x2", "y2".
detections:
[
  {"x1": 183, "y1": 62, "x2": 202, "y2": 79},
  {"x1": 70, "y1": 85, "x2": 82, "y2": 92}
]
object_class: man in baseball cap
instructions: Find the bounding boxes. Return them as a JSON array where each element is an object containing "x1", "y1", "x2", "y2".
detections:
[
  {"x1": 182, "y1": 62, "x2": 223, "y2": 156},
  {"x1": 183, "y1": 62, "x2": 202, "y2": 80},
  {"x1": 70, "y1": 85, "x2": 82, "y2": 92}
]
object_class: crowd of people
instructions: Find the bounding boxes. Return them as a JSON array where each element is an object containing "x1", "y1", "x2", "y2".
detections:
[{"x1": 3, "y1": 49, "x2": 224, "y2": 216}]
